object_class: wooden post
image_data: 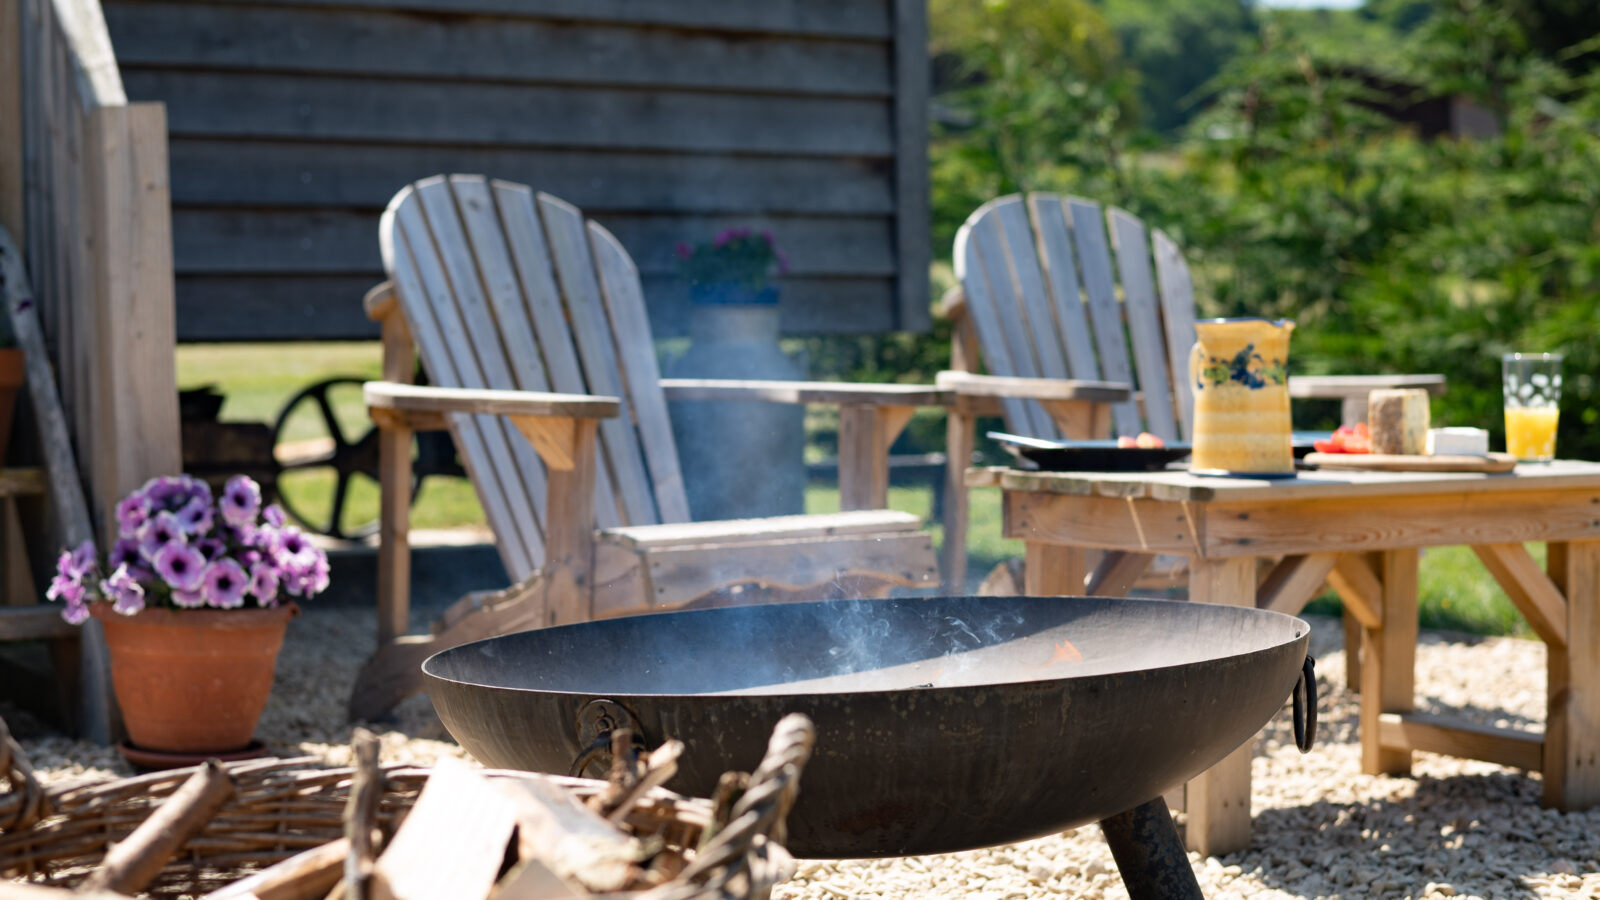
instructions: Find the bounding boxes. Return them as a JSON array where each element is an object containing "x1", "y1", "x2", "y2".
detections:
[
  {"x1": 536, "y1": 418, "x2": 598, "y2": 626},
  {"x1": 87, "y1": 101, "x2": 180, "y2": 542},
  {"x1": 375, "y1": 312, "x2": 415, "y2": 648},
  {"x1": 942, "y1": 403, "x2": 974, "y2": 592},
  {"x1": 837, "y1": 403, "x2": 912, "y2": 511},
  {"x1": 1361, "y1": 549, "x2": 1418, "y2": 776},
  {"x1": 1023, "y1": 541, "x2": 1087, "y2": 597},
  {"x1": 1545, "y1": 540, "x2": 1600, "y2": 809},
  {"x1": 1184, "y1": 555, "x2": 1257, "y2": 857}
]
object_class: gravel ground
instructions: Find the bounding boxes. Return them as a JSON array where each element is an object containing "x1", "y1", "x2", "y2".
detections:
[{"x1": 8, "y1": 593, "x2": 1599, "y2": 900}]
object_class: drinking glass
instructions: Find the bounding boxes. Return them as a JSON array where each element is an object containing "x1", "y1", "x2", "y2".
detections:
[{"x1": 1502, "y1": 353, "x2": 1562, "y2": 461}]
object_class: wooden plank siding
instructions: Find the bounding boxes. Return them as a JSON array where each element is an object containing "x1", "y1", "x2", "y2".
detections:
[{"x1": 100, "y1": 0, "x2": 931, "y2": 340}]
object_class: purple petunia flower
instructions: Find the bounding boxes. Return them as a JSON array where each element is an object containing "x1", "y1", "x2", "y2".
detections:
[
  {"x1": 248, "y1": 561, "x2": 279, "y2": 602},
  {"x1": 171, "y1": 586, "x2": 207, "y2": 608},
  {"x1": 277, "y1": 527, "x2": 320, "y2": 572},
  {"x1": 203, "y1": 558, "x2": 249, "y2": 609},
  {"x1": 115, "y1": 490, "x2": 150, "y2": 539},
  {"x1": 283, "y1": 555, "x2": 330, "y2": 598},
  {"x1": 47, "y1": 572, "x2": 85, "y2": 605},
  {"x1": 175, "y1": 497, "x2": 214, "y2": 536},
  {"x1": 154, "y1": 542, "x2": 206, "y2": 593},
  {"x1": 61, "y1": 597, "x2": 90, "y2": 624},
  {"x1": 220, "y1": 475, "x2": 261, "y2": 528},
  {"x1": 195, "y1": 537, "x2": 226, "y2": 561},
  {"x1": 56, "y1": 540, "x2": 97, "y2": 580},
  {"x1": 108, "y1": 538, "x2": 141, "y2": 570},
  {"x1": 138, "y1": 511, "x2": 186, "y2": 559},
  {"x1": 101, "y1": 565, "x2": 146, "y2": 616},
  {"x1": 262, "y1": 504, "x2": 286, "y2": 528}
]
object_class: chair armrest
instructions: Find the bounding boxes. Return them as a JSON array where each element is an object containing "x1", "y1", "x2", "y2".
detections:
[
  {"x1": 659, "y1": 378, "x2": 951, "y2": 408},
  {"x1": 364, "y1": 382, "x2": 619, "y2": 419},
  {"x1": 1288, "y1": 374, "x2": 1447, "y2": 399},
  {"x1": 364, "y1": 281, "x2": 397, "y2": 322},
  {"x1": 935, "y1": 371, "x2": 1131, "y2": 404}
]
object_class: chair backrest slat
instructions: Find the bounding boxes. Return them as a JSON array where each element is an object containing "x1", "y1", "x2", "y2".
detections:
[
  {"x1": 489, "y1": 181, "x2": 622, "y2": 531},
  {"x1": 1065, "y1": 197, "x2": 1143, "y2": 437},
  {"x1": 427, "y1": 178, "x2": 553, "y2": 545},
  {"x1": 955, "y1": 198, "x2": 1056, "y2": 437},
  {"x1": 1027, "y1": 195, "x2": 1101, "y2": 382},
  {"x1": 1153, "y1": 228, "x2": 1199, "y2": 440},
  {"x1": 1108, "y1": 208, "x2": 1179, "y2": 442},
  {"x1": 385, "y1": 180, "x2": 540, "y2": 578},
  {"x1": 955, "y1": 192, "x2": 1201, "y2": 444},
  {"x1": 536, "y1": 193, "x2": 660, "y2": 528},
  {"x1": 382, "y1": 176, "x2": 697, "y2": 575},
  {"x1": 587, "y1": 221, "x2": 692, "y2": 524}
]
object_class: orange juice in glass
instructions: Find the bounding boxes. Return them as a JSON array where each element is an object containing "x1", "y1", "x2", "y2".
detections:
[{"x1": 1502, "y1": 352, "x2": 1562, "y2": 461}]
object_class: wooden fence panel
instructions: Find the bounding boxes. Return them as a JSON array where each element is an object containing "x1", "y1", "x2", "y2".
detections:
[{"x1": 14, "y1": 0, "x2": 180, "y2": 744}]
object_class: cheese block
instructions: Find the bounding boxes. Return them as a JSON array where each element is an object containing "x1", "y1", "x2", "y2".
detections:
[
  {"x1": 1426, "y1": 427, "x2": 1489, "y2": 457},
  {"x1": 1367, "y1": 388, "x2": 1431, "y2": 455}
]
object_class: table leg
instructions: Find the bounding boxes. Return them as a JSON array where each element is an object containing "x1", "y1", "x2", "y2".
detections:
[
  {"x1": 1024, "y1": 542, "x2": 1088, "y2": 596},
  {"x1": 1184, "y1": 556, "x2": 1257, "y2": 857},
  {"x1": 1545, "y1": 540, "x2": 1600, "y2": 809},
  {"x1": 1360, "y1": 549, "x2": 1418, "y2": 776}
]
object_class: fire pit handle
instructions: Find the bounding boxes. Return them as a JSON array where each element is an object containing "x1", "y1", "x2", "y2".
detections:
[{"x1": 1292, "y1": 655, "x2": 1317, "y2": 753}]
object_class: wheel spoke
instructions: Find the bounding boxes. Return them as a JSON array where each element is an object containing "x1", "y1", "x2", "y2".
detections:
[
  {"x1": 329, "y1": 468, "x2": 353, "y2": 539},
  {"x1": 314, "y1": 386, "x2": 350, "y2": 451}
]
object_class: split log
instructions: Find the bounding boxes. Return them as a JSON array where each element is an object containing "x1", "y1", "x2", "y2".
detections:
[
  {"x1": 204, "y1": 837, "x2": 348, "y2": 900},
  {"x1": 78, "y1": 759, "x2": 235, "y2": 895},
  {"x1": 370, "y1": 758, "x2": 518, "y2": 900},
  {"x1": 499, "y1": 776, "x2": 647, "y2": 894}
]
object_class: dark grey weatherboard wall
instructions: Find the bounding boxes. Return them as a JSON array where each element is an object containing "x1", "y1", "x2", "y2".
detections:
[{"x1": 101, "y1": 0, "x2": 930, "y2": 341}]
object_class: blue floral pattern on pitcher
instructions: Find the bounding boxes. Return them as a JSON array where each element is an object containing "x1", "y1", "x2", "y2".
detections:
[{"x1": 1196, "y1": 342, "x2": 1288, "y2": 391}]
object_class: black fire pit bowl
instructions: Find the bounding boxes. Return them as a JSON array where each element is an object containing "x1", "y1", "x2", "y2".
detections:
[{"x1": 424, "y1": 594, "x2": 1309, "y2": 859}]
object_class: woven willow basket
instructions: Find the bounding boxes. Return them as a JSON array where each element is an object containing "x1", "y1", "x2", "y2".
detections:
[{"x1": 0, "y1": 715, "x2": 810, "y2": 899}]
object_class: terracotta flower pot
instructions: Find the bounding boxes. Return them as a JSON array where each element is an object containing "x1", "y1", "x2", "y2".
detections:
[{"x1": 93, "y1": 602, "x2": 298, "y2": 753}]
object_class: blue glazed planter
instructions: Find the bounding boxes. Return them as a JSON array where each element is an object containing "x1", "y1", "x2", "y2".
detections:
[{"x1": 689, "y1": 283, "x2": 779, "y2": 306}]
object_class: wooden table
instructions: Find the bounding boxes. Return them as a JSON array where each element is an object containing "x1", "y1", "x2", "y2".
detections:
[{"x1": 973, "y1": 460, "x2": 1600, "y2": 856}]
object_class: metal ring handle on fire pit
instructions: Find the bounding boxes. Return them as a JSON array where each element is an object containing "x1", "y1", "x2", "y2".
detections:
[{"x1": 1292, "y1": 655, "x2": 1317, "y2": 754}]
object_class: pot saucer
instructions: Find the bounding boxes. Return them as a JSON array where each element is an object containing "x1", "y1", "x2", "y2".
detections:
[{"x1": 117, "y1": 739, "x2": 271, "y2": 772}]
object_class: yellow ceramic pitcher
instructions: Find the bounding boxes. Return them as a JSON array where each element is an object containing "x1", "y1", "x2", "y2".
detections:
[{"x1": 1189, "y1": 318, "x2": 1295, "y2": 475}]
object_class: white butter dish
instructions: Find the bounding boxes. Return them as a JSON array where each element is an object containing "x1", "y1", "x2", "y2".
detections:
[{"x1": 1426, "y1": 427, "x2": 1489, "y2": 457}]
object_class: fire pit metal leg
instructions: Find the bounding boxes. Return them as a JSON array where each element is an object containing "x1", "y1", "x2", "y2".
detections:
[{"x1": 1099, "y1": 796, "x2": 1204, "y2": 900}]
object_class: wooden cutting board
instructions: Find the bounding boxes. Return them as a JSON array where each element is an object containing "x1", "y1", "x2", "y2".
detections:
[{"x1": 1304, "y1": 452, "x2": 1517, "y2": 473}]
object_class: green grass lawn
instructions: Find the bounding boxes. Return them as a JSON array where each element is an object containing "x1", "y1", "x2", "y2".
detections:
[{"x1": 180, "y1": 342, "x2": 1535, "y2": 638}]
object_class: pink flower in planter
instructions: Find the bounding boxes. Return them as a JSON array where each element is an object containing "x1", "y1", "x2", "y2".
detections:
[
  {"x1": 138, "y1": 511, "x2": 186, "y2": 560},
  {"x1": 102, "y1": 565, "x2": 145, "y2": 616},
  {"x1": 203, "y1": 558, "x2": 249, "y2": 609},
  {"x1": 176, "y1": 497, "x2": 214, "y2": 535},
  {"x1": 263, "y1": 504, "x2": 286, "y2": 528},
  {"x1": 154, "y1": 542, "x2": 206, "y2": 593},
  {"x1": 171, "y1": 587, "x2": 207, "y2": 608},
  {"x1": 116, "y1": 490, "x2": 150, "y2": 538},
  {"x1": 249, "y1": 561, "x2": 280, "y2": 602},
  {"x1": 56, "y1": 540, "x2": 96, "y2": 580},
  {"x1": 108, "y1": 538, "x2": 140, "y2": 570},
  {"x1": 221, "y1": 475, "x2": 261, "y2": 528},
  {"x1": 47, "y1": 572, "x2": 84, "y2": 606}
]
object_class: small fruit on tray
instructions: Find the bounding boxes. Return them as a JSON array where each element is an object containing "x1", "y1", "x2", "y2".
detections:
[
  {"x1": 1116, "y1": 432, "x2": 1166, "y2": 449},
  {"x1": 1312, "y1": 423, "x2": 1372, "y2": 454}
]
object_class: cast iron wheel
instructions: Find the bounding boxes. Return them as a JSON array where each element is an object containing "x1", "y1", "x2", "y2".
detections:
[{"x1": 271, "y1": 377, "x2": 416, "y2": 540}]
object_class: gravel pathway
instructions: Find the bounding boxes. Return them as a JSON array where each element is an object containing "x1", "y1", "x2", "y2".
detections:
[{"x1": 8, "y1": 602, "x2": 1598, "y2": 900}]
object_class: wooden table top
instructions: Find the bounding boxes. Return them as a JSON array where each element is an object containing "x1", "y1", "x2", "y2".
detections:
[{"x1": 970, "y1": 459, "x2": 1600, "y2": 504}]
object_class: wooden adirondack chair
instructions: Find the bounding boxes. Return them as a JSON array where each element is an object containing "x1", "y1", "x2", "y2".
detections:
[
  {"x1": 349, "y1": 175, "x2": 943, "y2": 719},
  {"x1": 939, "y1": 193, "x2": 1446, "y2": 591}
]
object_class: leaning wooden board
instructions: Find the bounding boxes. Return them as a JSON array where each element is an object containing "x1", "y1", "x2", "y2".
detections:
[{"x1": 1304, "y1": 452, "x2": 1517, "y2": 473}]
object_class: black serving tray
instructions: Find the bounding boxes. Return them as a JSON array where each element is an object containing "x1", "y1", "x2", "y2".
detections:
[{"x1": 989, "y1": 432, "x2": 1192, "y2": 472}]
